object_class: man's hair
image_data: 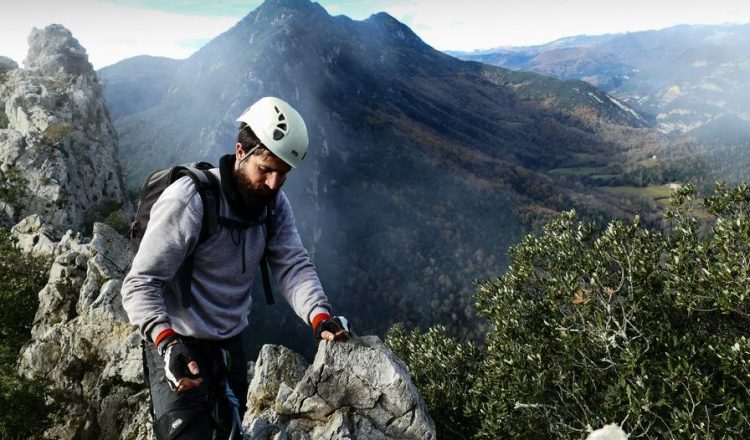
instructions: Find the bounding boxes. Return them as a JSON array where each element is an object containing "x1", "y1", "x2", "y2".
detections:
[{"x1": 238, "y1": 122, "x2": 271, "y2": 158}]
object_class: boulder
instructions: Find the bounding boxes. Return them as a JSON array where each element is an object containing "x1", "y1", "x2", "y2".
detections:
[{"x1": 244, "y1": 336, "x2": 436, "y2": 440}]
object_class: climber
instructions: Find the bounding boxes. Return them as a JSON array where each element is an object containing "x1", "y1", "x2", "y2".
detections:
[{"x1": 120, "y1": 96, "x2": 351, "y2": 439}]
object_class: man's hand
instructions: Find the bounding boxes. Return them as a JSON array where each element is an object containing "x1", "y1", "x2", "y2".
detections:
[
  {"x1": 314, "y1": 316, "x2": 352, "y2": 341},
  {"x1": 157, "y1": 333, "x2": 203, "y2": 393}
]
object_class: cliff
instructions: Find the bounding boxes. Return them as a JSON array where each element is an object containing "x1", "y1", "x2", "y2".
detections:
[{"x1": 0, "y1": 25, "x2": 125, "y2": 235}]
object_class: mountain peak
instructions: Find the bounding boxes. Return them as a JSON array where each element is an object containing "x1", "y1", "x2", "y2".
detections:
[
  {"x1": 254, "y1": 0, "x2": 326, "y2": 15},
  {"x1": 24, "y1": 24, "x2": 92, "y2": 77},
  {"x1": 365, "y1": 12, "x2": 426, "y2": 46}
]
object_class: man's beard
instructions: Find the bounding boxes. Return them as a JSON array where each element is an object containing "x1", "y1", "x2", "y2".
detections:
[{"x1": 234, "y1": 169, "x2": 278, "y2": 215}]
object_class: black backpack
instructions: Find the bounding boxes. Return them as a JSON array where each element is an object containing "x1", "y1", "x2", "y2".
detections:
[{"x1": 130, "y1": 162, "x2": 275, "y2": 305}]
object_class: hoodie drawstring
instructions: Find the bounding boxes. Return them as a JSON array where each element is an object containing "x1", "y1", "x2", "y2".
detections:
[
  {"x1": 227, "y1": 223, "x2": 247, "y2": 274},
  {"x1": 241, "y1": 234, "x2": 246, "y2": 274}
]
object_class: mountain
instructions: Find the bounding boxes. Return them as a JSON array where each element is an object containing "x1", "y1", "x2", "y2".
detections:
[
  {"x1": 99, "y1": 0, "x2": 665, "y2": 355},
  {"x1": 98, "y1": 55, "x2": 181, "y2": 120},
  {"x1": 451, "y1": 24, "x2": 750, "y2": 138},
  {"x1": 0, "y1": 25, "x2": 126, "y2": 235}
]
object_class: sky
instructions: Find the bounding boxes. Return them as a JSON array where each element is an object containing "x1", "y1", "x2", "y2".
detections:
[{"x1": 1, "y1": 0, "x2": 750, "y2": 69}]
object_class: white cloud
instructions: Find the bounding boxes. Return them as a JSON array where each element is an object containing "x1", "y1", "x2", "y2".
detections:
[
  {"x1": 0, "y1": 0, "x2": 238, "y2": 69},
  {"x1": 378, "y1": 0, "x2": 750, "y2": 51},
  {"x1": 1, "y1": 0, "x2": 749, "y2": 68}
]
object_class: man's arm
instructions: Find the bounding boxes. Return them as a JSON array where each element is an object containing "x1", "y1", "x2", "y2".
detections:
[
  {"x1": 121, "y1": 183, "x2": 202, "y2": 342},
  {"x1": 265, "y1": 192, "x2": 334, "y2": 331}
]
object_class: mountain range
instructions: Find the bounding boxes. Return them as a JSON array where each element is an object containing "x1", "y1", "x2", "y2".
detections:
[
  {"x1": 450, "y1": 23, "x2": 750, "y2": 137},
  {"x1": 95, "y1": 0, "x2": 680, "y2": 355}
]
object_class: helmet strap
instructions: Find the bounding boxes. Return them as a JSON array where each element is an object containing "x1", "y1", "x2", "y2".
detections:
[{"x1": 238, "y1": 146, "x2": 260, "y2": 166}]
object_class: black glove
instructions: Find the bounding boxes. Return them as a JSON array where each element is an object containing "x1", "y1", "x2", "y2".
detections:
[
  {"x1": 314, "y1": 316, "x2": 352, "y2": 340},
  {"x1": 158, "y1": 335, "x2": 202, "y2": 391}
]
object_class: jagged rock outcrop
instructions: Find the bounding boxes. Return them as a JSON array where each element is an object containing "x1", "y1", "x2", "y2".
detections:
[
  {"x1": 16, "y1": 219, "x2": 435, "y2": 439},
  {"x1": 18, "y1": 221, "x2": 147, "y2": 440},
  {"x1": 245, "y1": 338, "x2": 435, "y2": 439},
  {"x1": 0, "y1": 25, "x2": 125, "y2": 235}
]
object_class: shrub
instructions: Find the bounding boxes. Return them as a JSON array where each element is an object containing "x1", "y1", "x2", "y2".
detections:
[
  {"x1": 0, "y1": 227, "x2": 57, "y2": 438},
  {"x1": 387, "y1": 325, "x2": 480, "y2": 439},
  {"x1": 387, "y1": 182, "x2": 750, "y2": 439},
  {"x1": 0, "y1": 109, "x2": 8, "y2": 130},
  {"x1": 41, "y1": 122, "x2": 73, "y2": 146},
  {"x1": 0, "y1": 165, "x2": 28, "y2": 214}
]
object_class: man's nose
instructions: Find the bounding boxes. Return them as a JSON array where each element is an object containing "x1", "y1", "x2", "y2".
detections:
[{"x1": 265, "y1": 173, "x2": 283, "y2": 191}]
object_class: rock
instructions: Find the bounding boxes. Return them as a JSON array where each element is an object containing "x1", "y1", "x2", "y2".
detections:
[
  {"x1": 247, "y1": 345, "x2": 308, "y2": 417},
  {"x1": 11, "y1": 214, "x2": 58, "y2": 256},
  {"x1": 0, "y1": 24, "x2": 126, "y2": 235},
  {"x1": 19, "y1": 222, "x2": 141, "y2": 440},
  {"x1": 17, "y1": 221, "x2": 434, "y2": 440},
  {"x1": 244, "y1": 336, "x2": 436, "y2": 440},
  {"x1": 25, "y1": 24, "x2": 92, "y2": 77}
]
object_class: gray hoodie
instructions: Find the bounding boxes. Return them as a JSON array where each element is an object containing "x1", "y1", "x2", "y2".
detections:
[{"x1": 121, "y1": 167, "x2": 331, "y2": 342}]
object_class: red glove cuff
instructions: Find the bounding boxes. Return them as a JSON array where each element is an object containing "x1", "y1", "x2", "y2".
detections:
[
  {"x1": 312, "y1": 313, "x2": 332, "y2": 332},
  {"x1": 154, "y1": 328, "x2": 178, "y2": 349}
]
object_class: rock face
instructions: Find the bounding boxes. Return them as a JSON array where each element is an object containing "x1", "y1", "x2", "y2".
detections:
[
  {"x1": 17, "y1": 221, "x2": 148, "y2": 440},
  {"x1": 0, "y1": 25, "x2": 125, "y2": 235},
  {"x1": 245, "y1": 337, "x2": 436, "y2": 439},
  {"x1": 16, "y1": 219, "x2": 434, "y2": 439}
]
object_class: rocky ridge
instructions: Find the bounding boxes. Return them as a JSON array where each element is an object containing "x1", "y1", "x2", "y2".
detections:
[
  {"x1": 13, "y1": 218, "x2": 435, "y2": 439},
  {"x1": 0, "y1": 25, "x2": 125, "y2": 235}
]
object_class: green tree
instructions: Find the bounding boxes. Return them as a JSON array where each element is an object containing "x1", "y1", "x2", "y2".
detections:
[
  {"x1": 0, "y1": 228, "x2": 57, "y2": 439},
  {"x1": 0, "y1": 165, "x2": 29, "y2": 215},
  {"x1": 387, "y1": 182, "x2": 750, "y2": 439}
]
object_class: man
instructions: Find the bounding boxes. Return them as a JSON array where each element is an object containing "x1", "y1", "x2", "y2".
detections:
[{"x1": 121, "y1": 97, "x2": 350, "y2": 439}]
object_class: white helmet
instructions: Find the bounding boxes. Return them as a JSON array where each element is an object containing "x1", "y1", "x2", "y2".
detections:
[{"x1": 236, "y1": 97, "x2": 309, "y2": 168}]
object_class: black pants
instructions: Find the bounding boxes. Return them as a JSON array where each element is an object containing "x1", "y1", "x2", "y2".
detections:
[{"x1": 143, "y1": 334, "x2": 248, "y2": 440}]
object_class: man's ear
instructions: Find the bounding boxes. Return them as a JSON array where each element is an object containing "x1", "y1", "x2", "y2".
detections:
[{"x1": 235, "y1": 143, "x2": 245, "y2": 159}]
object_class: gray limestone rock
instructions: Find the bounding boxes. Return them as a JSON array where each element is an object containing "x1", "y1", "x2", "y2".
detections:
[
  {"x1": 0, "y1": 24, "x2": 125, "y2": 235},
  {"x1": 19, "y1": 222, "x2": 141, "y2": 440},
  {"x1": 17, "y1": 221, "x2": 433, "y2": 439},
  {"x1": 11, "y1": 214, "x2": 58, "y2": 256},
  {"x1": 243, "y1": 336, "x2": 436, "y2": 440},
  {"x1": 25, "y1": 25, "x2": 92, "y2": 77}
]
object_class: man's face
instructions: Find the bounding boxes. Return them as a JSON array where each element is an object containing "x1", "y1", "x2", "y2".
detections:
[{"x1": 234, "y1": 144, "x2": 292, "y2": 207}]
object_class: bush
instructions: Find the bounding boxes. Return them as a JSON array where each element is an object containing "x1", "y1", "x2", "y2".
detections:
[
  {"x1": 386, "y1": 325, "x2": 480, "y2": 439},
  {"x1": 0, "y1": 165, "x2": 28, "y2": 214},
  {"x1": 387, "y1": 182, "x2": 750, "y2": 439},
  {"x1": 0, "y1": 227, "x2": 57, "y2": 438}
]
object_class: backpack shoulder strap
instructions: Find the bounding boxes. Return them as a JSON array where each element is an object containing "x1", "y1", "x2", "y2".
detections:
[
  {"x1": 177, "y1": 163, "x2": 220, "y2": 242},
  {"x1": 173, "y1": 162, "x2": 220, "y2": 307}
]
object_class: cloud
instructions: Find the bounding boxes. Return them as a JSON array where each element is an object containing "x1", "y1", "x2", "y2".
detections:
[
  {"x1": 376, "y1": 0, "x2": 750, "y2": 50},
  {"x1": 0, "y1": 0, "x2": 240, "y2": 68},
  {"x1": 2, "y1": 0, "x2": 749, "y2": 69}
]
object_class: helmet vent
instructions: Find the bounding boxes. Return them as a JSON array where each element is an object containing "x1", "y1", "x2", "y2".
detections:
[{"x1": 273, "y1": 107, "x2": 289, "y2": 140}]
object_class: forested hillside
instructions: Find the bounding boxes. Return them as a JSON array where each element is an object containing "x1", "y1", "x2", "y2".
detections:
[
  {"x1": 388, "y1": 183, "x2": 750, "y2": 438},
  {"x1": 98, "y1": 0, "x2": 672, "y2": 358}
]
